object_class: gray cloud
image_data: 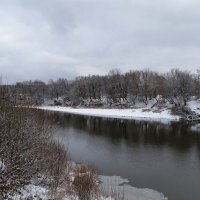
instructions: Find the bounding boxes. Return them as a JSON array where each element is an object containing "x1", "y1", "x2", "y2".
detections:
[{"x1": 0, "y1": 0, "x2": 200, "y2": 83}]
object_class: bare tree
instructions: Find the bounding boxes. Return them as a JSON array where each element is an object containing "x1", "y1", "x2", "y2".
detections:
[
  {"x1": 165, "y1": 69, "x2": 193, "y2": 106},
  {"x1": 126, "y1": 71, "x2": 141, "y2": 103},
  {"x1": 139, "y1": 69, "x2": 154, "y2": 104}
]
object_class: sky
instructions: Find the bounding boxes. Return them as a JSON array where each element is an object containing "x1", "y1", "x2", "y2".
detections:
[{"x1": 0, "y1": 0, "x2": 200, "y2": 83}]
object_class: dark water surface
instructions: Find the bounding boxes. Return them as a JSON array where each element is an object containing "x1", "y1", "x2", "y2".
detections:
[{"x1": 49, "y1": 111, "x2": 200, "y2": 200}]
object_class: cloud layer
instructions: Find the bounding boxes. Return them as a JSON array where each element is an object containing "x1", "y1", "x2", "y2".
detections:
[{"x1": 0, "y1": 0, "x2": 200, "y2": 83}]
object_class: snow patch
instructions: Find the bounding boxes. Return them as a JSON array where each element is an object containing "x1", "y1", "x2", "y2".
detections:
[
  {"x1": 7, "y1": 183, "x2": 113, "y2": 200},
  {"x1": 0, "y1": 159, "x2": 5, "y2": 172},
  {"x1": 7, "y1": 184, "x2": 48, "y2": 200},
  {"x1": 187, "y1": 100, "x2": 200, "y2": 115},
  {"x1": 38, "y1": 106, "x2": 180, "y2": 123}
]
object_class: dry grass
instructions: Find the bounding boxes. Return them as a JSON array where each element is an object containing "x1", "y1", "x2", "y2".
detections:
[
  {"x1": 73, "y1": 164, "x2": 99, "y2": 200},
  {"x1": 142, "y1": 108, "x2": 151, "y2": 112},
  {"x1": 152, "y1": 109, "x2": 162, "y2": 113}
]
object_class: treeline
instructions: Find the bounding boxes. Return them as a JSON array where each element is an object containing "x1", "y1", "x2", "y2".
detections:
[{"x1": 9, "y1": 69, "x2": 200, "y2": 106}]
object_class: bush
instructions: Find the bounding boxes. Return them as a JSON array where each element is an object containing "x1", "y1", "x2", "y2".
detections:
[
  {"x1": 73, "y1": 164, "x2": 98, "y2": 200},
  {"x1": 0, "y1": 86, "x2": 68, "y2": 198}
]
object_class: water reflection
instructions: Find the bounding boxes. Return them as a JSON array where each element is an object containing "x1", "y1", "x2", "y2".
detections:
[{"x1": 50, "y1": 111, "x2": 200, "y2": 153}]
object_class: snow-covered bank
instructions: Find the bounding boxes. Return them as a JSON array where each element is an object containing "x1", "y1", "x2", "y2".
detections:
[
  {"x1": 38, "y1": 106, "x2": 180, "y2": 122},
  {"x1": 7, "y1": 183, "x2": 113, "y2": 200},
  {"x1": 8, "y1": 175, "x2": 167, "y2": 200}
]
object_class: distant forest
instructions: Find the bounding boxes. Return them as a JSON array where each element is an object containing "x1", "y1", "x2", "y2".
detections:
[{"x1": 5, "y1": 69, "x2": 200, "y2": 106}]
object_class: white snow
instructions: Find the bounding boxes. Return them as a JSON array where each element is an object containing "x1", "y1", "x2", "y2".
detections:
[
  {"x1": 7, "y1": 184, "x2": 49, "y2": 200},
  {"x1": 187, "y1": 100, "x2": 200, "y2": 115},
  {"x1": 0, "y1": 159, "x2": 5, "y2": 172},
  {"x1": 38, "y1": 106, "x2": 180, "y2": 122},
  {"x1": 186, "y1": 100, "x2": 200, "y2": 125},
  {"x1": 100, "y1": 176, "x2": 167, "y2": 200},
  {"x1": 7, "y1": 183, "x2": 113, "y2": 200}
]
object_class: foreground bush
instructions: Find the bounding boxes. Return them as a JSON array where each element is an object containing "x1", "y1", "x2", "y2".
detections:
[
  {"x1": 73, "y1": 164, "x2": 98, "y2": 200},
  {"x1": 0, "y1": 86, "x2": 69, "y2": 198}
]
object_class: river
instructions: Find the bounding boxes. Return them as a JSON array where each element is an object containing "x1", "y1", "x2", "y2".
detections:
[{"x1": 48, "y1": 111, "x2": 200, "y2": 200}]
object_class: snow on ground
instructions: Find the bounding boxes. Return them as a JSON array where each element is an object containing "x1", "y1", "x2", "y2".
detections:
[
  {"x1": 8, "y1": 184, "x2": 49, "y2": 200},
  {"x1": 8, "y1": 176, "x2": 167, "y2": 200},
  {"x1": 38, "y1": 106, "x2": 180, "y2": 122},
  {"x1": 8, "y1": 183, "x2": 113, "y2": 200},
  {"x1": 0, "y1": 159, "x2": 5, "y2": 172},
  {"x1": 100, "y1": 176, "x2": 167, "y2": 200},
  {"x1": 187, "y1": 100, "x2": 200, "y2": 115}
]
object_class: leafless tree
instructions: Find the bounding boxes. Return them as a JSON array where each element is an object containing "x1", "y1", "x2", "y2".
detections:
[{"x1": 165, "y1": 69, "x2": 193, "y2": 106}]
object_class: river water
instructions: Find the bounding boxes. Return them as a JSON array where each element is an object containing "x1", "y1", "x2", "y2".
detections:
[{"x1": 49, "y1": 111, "x2": 200, "y2": 200}]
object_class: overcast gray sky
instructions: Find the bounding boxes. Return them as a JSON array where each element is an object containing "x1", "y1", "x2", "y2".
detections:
[{"x1": 0, "y1": 0, "x2": 200, "y2": 83}]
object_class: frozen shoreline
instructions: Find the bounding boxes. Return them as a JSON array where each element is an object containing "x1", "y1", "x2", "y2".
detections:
[
  {"x1": 38, "y1": 106, "x2": 180, "y2": 122},
  {"x1": 10, "y1": 175, "x2": 167, "y2": 200},
  {"x1": 100, "y1": 175, "x2": 167, "y2": 200}
]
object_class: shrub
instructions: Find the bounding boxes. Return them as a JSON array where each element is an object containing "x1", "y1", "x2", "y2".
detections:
[
  {"x1": 0, "y1": 86, "x2": 68, "y2": 198},
  {"x1": 73, "y1": 164, "x2": 98, "y2": 200}
]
